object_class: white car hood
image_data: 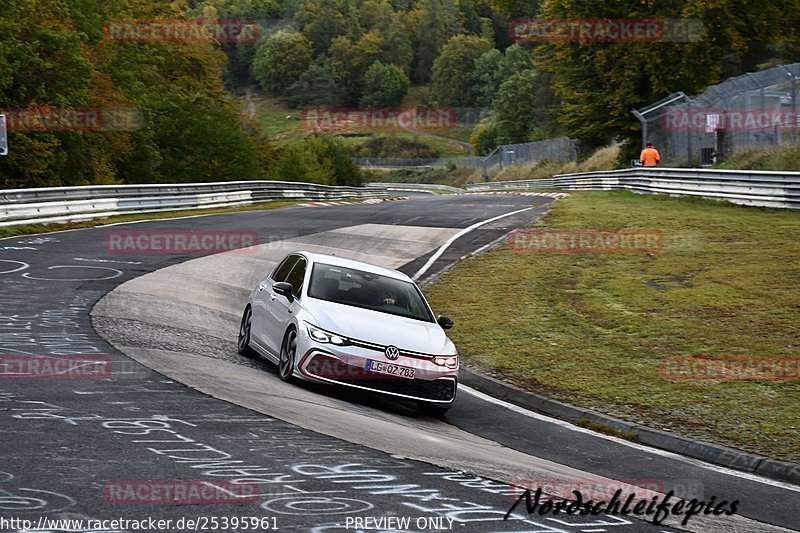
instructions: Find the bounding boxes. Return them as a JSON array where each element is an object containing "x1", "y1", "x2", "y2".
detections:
[{"x1": 305, "y1": 298, "x2": 455, "y2": 355}]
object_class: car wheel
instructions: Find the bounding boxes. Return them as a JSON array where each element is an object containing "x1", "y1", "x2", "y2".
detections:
[
  {"x1": 237, "y1": 306, "x2": 257, "y2": 358},
  {"x1": 278, "y1": 328, "x2": 297, "y2": 382},
  {"x1": 417, "y1": 401, "x2": 450, "y2": 417}
]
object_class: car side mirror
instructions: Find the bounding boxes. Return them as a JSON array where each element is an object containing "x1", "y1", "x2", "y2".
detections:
[
  {"x1": 437, "y1": 315, "x2": 454, "y2": 330},
  {"x1": 273, "y1": 281, "x2": 294, "y2": 302}
]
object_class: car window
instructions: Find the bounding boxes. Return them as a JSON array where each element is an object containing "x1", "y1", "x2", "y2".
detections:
[
  {"x1": 284, "y1": 257, "x2": 307, "y2": 298},
  {"x1": 271, "y1": 255, "x2": 298, "y2": 282},
  {"x1": 308, "y1": 263, "x2": 434, "y2": 322}
]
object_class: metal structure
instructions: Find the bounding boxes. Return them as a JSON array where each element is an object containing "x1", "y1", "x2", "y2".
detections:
[
  {"x1": 355, "y1": 137, "x2": 578, "y2": 172},
  {"x1": 0, "y1": 181, "x2": 390, "y2": 227},
  {"x1": 467, "y1": 167, "x2": 800, "y2": 209},
  {"x1": 365, "y1": 182, "x2": 463, "y2": 193},
  {"x1": 633, "y1": 63, "x2": 800, "y2": 166},
  {"x1": 0, "y1": 114, "x2": 7, "y2": 156}
]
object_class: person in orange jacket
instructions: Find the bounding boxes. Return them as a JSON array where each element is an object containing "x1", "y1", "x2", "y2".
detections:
[{"x1": 639, "y1": 142, "x2": 660, "y2": 166}]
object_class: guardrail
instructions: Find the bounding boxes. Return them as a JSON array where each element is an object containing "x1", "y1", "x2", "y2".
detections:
[
  {"x1": 0, "y1": 181, "x2": 390, "y2": 227},
  {"x1": 466, "y1": 167, "x2": 800, "y2": 209},
  {"x1": 365, "y1": 182, "x2": 464, "y2": 194}
]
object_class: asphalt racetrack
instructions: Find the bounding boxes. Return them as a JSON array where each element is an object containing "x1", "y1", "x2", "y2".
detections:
[{"x1": 1, "y1": 193, "x2": 797, "y2": 533}]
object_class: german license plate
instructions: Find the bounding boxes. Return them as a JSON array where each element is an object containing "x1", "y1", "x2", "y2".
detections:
[{"x1": 365, "y1": 359, "x2": 415, "y2": 379}]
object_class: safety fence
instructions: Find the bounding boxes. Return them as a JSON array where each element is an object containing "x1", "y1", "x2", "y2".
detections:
[
  {"x1": 633, "y1": 63, "x2": 800, "y2": 167},
  {"x1": 355, "y1": 137, "x2": 578, "y2": 171}
]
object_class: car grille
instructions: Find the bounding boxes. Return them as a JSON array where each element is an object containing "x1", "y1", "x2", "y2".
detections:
[
  {"x1": 348, "y1": 338, "x2": 438, "y2": 360},
  {"x1": 302, "y1": 352, "x2": 457, "y2": 402},
  {"x1": 336, "y1": 377, "x2": 456, "y2": 402}
]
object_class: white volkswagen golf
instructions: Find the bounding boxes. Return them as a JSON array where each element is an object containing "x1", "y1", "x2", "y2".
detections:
[{"x1": 237, "y1": 252, "x2": 458, "y2": 415}]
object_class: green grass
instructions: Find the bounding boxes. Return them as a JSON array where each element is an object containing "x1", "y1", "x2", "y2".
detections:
[
  {"x1": 0, "y1": 200, "x2": 309, "y2": 239},
  {"x1": 714, "y1": 144, "x2": 800, "y2": 171},
  {"x1": 247, "y1": 88, "x2": 472, "y2": 155},
  {"x1": 247, "y1": 95, "x2": 304, "y2": 141},
  {"x1": 364, "y1": 167, "x2": 478, "y2": 188},
  {"x1": 492, "y1": 143, "x2": 621, "y2": 181},
  {"x1": 425, "y1": 190, "x2": 800, "y2": 461}
]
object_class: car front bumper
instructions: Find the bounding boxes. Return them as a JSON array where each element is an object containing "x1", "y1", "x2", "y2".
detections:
[{"x1": 296, "y1": 346, "x2": 458, "y2": 404}]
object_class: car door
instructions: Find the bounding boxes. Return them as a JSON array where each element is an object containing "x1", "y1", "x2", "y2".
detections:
[
  {"x1": 252, "y1": 254, "x2": 297, "y2": 354},
  {"x1": 263, "y1": 255, "x2": 307, "y2": 354}
]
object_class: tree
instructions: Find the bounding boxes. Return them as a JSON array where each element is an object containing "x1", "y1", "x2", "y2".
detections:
[
  {"x1": 329, "y1": 31, "x2": 386, "y2": 104},
  {"x1": 472, "y1": 48, "x2": 503, "y2": 108},
  {"x1": 287, "y1": 64, "x2": 343, "y2": 108},
  {"x1": 470, "y1": 119, "x2": 499, "y2": 155},
  {"x1": 413, "y1": 0, "x2": 447, "y2": 83},
  {"x1": 459, "y1": 0, "x2": 482, "y2": 34},
  {"x1": 493, "y1": 69, "x2": 558, "y2": 144},
  {"x1": 535, "y1": 0, "x2": 800, "y2": 153},
  {"x1": 226, "y1": 24, "x2": 261, "y2": 84},
  {"x1": 472, "y1": 44, "x2": 534, "y2": 107},
  {"x1": 380, "y1": 14, "x2": 414, "y2": 74},
  {"x1": 431, "y1": 35, "x2": 492, "y2": 106},
  {"x1": 252, "y1": 30, "x2": 314, "y2": 95},
  {"x1": 358, "y1": 0, "x2": 394, "y2": 34},
  {"x1": 294, "y1": 0, "x2": 349, "y2": 56},
  {"x1": 0, "y1": 0, "x2": 274, "y2": 188},
  {"x1": 360, "y1": 61, "x2": 410, "y2": 107}
]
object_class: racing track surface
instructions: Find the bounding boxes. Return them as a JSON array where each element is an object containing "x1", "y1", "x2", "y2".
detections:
[{"x1": 0, "y1": 194, "x2": 797, "y2": 533}]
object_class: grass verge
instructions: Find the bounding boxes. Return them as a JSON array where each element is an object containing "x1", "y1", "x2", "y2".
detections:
[
  {"x1": 492, "y1": 143, "x2": 621, "y2": 181},
  {"x1": 424, "y1": 190, "x2": 800, "y2": 462},
  {"x1": 714, "y1": 144, "x2": 800, "y2": 171}
]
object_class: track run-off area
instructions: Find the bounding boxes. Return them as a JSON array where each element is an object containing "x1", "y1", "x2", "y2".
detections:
[{"x1": 0, "y1": 193, "x2": 797, "y2": 533}]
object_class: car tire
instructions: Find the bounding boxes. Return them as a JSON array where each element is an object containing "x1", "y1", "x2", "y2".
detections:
[
  {"x1": 237, "y1": 306, "x2": 257, "y2": 358},
  {"x1": 278, "y1": 328, "x2": 297, "y2": 383},
  {"x1": 417, "y1": 401, "x2": 450, "y2": 417}
]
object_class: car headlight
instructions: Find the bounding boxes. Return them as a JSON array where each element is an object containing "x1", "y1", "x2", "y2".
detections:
[
  {"x1": 432, "y1": 356, "x2": 458, "y2": 369},
  {"x1": 305, "y1": 323, "x2": 350, "y2": 346}
]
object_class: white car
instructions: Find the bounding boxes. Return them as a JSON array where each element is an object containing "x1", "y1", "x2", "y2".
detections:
[{"x1": 237, "y1": 251, "x2": 458, "y2": 415}]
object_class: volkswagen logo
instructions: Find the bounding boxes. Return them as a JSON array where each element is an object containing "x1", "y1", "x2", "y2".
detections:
[{"x1": 384, "y1": 345, "x2": 400, "y2": 360}]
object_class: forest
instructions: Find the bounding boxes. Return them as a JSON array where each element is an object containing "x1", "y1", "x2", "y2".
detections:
[{"x1": 1, "y1": 0, "x2": 798, "y2": 188}]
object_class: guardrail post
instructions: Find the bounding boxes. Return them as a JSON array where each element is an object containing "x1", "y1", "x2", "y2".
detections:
[{"x1": 631, "y1": 109, "x2": 647, "y2": 151}]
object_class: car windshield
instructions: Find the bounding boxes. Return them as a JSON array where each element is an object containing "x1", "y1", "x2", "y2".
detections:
[{"x1": 308, "y1": 263, "x2": 434, "y2": 322}]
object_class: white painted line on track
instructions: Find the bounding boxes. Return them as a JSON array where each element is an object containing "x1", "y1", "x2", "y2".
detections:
[
  {"x1": 461, "y1": 384, "x2": 800, "y2": 493},
  {"x1": 412, "y1": 206, "x2": 534, "y2": 280}
]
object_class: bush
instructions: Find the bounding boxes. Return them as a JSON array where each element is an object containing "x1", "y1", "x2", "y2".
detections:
[
  {"x1": 470, "y1": 120, "x2": 498, "y2": 155},
  {"x1": 287, "y1": 64, "x2": 343, "y2": 109},
  {"x1": 360, "y1": 61, "x2": 410, "y2": 108},
  {"x1": 270, "y1": 135, "x2": 362, "y2": 186},
  {"x1": 352, "y1": 134, "x2": 439, "y2": 158}
]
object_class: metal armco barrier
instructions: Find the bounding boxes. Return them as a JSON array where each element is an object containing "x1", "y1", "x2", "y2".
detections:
[
  {"x1": 0, "y1": 181, "x2": 390, "y2": 227},
  {"x1": 365, "y1": 182, "x2": 464, "y2": 193},
  {"x1": 466, "y1": 167, "x2": 800, "y2": 209}
]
